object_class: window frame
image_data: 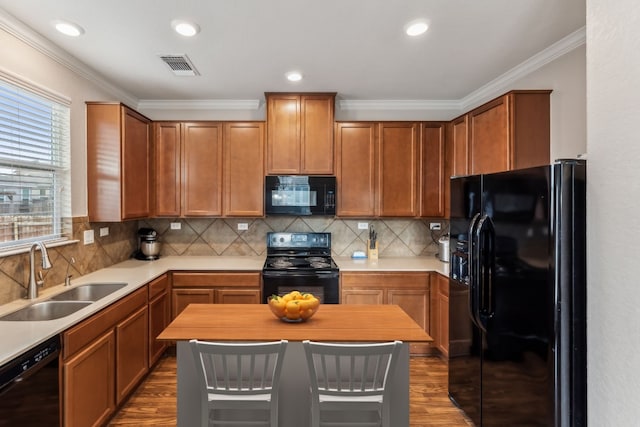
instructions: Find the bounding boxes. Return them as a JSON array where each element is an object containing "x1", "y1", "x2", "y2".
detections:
[{"x1": 0, "y1": 71, "x2": 72, "y2": 254}]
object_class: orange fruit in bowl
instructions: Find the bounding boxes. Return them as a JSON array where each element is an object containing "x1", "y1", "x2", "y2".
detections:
[
  {"x1": 268, "y1": 290, "x2": 320, "y2": 321},
  {"x1": 284, "y1": 300, "x2": 302, "y2": 320},
  {"x1": 267, "y1": 295, "x2": 287, "y2": 318}
]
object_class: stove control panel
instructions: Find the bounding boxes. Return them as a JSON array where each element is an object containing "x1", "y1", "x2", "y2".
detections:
[{"x1": 267, "y1": 232, "x2": 331, "y2": 249}]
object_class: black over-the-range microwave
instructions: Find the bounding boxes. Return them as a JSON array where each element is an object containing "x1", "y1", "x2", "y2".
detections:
[{"x1": 265, "y1": 176, "x2": 336, "y2": 216}]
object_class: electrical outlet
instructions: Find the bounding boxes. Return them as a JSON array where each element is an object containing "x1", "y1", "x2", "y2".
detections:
[
  {"x1": 83, "y1": 229, "x2": 95, "y2": 245},
  {"x1": 357, "y1": 222, "x2": 369, "y2": 230},
  {"x1": 429, "y1": 222, "x2": 441, "y2": 231},
  {"x1": 170, "y1": 222, "x2": 181, "y2": 230},
  {"x1": 237, "y1": 223, "x2": 249, "y2": 231},
  {"x1": 99, "y1": 227, "x2": 109, "y2": 237}
]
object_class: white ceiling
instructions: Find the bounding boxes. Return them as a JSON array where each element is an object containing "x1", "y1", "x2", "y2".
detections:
[{"x1": 0, "y1": 0, "x2": 585, "y2": 108}]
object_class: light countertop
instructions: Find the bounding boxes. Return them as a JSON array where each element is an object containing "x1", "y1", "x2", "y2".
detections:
[
  {"x1": 335, "y1": 255, "x2": 449, "y2": 275},
  {"x1": 0, "y1": 255, "x2": 447, "y2": 366}
]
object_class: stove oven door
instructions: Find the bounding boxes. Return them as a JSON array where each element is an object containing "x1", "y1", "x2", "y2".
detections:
[{"x1": 262, "y1": 270, "x2": 340, "y2": 304}]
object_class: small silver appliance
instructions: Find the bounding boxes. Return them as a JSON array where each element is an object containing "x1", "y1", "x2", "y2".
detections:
[{"x1": 135, "y1": 227, "x2": 160, "y2": 260}]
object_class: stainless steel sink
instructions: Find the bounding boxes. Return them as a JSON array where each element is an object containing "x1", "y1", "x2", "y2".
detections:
[
  {"x1": 0, "y1": 301, "x2": 93, "y2": 321},
  {"x1": 49, "y1": 283, "x2": 128, "y2": 302}
]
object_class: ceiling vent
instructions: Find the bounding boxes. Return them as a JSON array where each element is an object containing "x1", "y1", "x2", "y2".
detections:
[{"x1": 159, "y1": 54, "x2": 199, "y2": 76}]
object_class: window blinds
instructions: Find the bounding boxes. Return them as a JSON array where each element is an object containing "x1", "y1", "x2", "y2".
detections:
[{"x1": 0, "y1": 78, "x2": 71, "y2": 249}]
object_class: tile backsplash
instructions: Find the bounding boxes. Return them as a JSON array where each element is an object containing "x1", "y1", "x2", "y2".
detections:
[
  {"x1": 0, "y1": 217, "x2": 138, "y2": 306},
  {"x1": 140, "y1": 217, "x2": 449, "y2": 259},
  {"x1": 0, "y1": 216, "x2": 449, "y2": 306}
]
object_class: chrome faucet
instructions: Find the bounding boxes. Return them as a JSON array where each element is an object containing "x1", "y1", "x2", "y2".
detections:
[
  {"x1": 64, "y1": 256, "x2": 76, "y2": 286},
  {"x1": 25, "y1": 242, "x2": 52, "y2": 299}
]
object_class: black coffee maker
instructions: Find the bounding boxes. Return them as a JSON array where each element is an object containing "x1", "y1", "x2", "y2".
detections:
[{"x1": 134, "y1": 228, "x2": 160, "y2": 260}]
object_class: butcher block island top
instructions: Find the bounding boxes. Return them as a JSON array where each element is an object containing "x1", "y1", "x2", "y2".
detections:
[{"x1": 158, "y1": 303, "x2": 433, "y2": 343}]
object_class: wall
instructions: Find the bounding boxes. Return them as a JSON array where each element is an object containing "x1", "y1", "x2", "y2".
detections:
[
  {"x1": 587, "y1": 0, "x2": 640, "y2": 424},
  {"x1": 0, "y1": 28, "x2": 139, "y2": 306},
  {"x1": 0, "y1": 28, "x2": 117, "y2": 217}
]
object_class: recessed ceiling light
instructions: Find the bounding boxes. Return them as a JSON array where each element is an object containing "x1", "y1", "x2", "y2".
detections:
[
  {"x1": 285, "y1": 71, "x2": 303, "y2": 82},
  {"x1": 405, "y1": 20, "x2": 428, "y2": 37},
  {"x1": 172, "y1": 20, "x2": 200, "y2": 37},
  {"x1": 53, "y1": 20, "x2": 84, "y2": 37}
]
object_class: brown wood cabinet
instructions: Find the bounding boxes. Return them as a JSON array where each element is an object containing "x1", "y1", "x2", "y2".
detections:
[
  {"x1": 468, "y1": 90, "x2": 551, "y2": 175},
  {"x1": 62, "y1": 331, "x2": 115, "y2": 427},
  {"x1": 115, "y1": 305, "x2": 148, "y2": 405},
  {"x1": 224, "y1": 122, "x2": 265, "y2": 216},
  {"x1": 378, "y1": 122, "x2": 420, "y2": 217},
  {"x1": 153, "y1": 121, "x2": 222, "y2": 216},
  {"x1": 449, "y1": 115, "x2": 469, "y2": 177},
  {"x1": 171, "y1": 272, "x2": 261, "y2": 318},
  {"x1": 153, "y1": 122, "x2": 264, "y2": 217},
  {"x1": 61, "y1": 287, "x2": 148, "y2": 427},
  {"x1": 341, "y1": 272, "x2": 431, "y2": 355},
  {"x1": 336, "y1": 122, "x2": 420, "y2": 217},
  {"x1": 153, "y1": 122, "x2": 181, "y2": 216},
  {"x1": 182, "y1": 122, "x2": 223, "y2": 216},
  {"x1": 420, "y1": 122, "x2": 446, "y2": 217},
  {"x1": 335, "y1": 122, "x2": 377, "y2": 217},
  {"x1": 86, "y1": 102, "x2": 151, "y2": 222},
  {"x1": 171, "y1": 288, "x2": 214, "y2": 318},
  {"x1": 148, "y1": 274, "x2": 170, "y2": 366},
  {"x1": 266, "y1": 92, "x2": 336, "y2": 174},
  {"x1": 430, "y1": 273, "x2": 450, "y2": 357}
]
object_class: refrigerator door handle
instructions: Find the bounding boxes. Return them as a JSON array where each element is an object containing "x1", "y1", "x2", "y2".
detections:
[
  {"x1": 476, "y1": 214, "x2": 496, "y2": 331},
  {"x1": 468, "y1": 213, "x2": 482, "y2": 329}
]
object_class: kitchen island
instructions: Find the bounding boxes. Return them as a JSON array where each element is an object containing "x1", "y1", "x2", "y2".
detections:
[{"x1": 158, "y1": 303, "x2": 432, "y2": 427}]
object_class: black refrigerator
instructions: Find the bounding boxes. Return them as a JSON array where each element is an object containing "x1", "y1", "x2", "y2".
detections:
[{"x1": 448, "y1": 159, "x2": 586, "y2": 427}]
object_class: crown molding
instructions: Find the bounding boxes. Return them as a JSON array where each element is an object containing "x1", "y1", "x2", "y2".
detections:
[
  {"x1": 0, "y1": 8, "x2": 139, "y2": 107},
  {"x1": 0, "y1": 65, "x2": 71, "y2": 105},
  {"x1": 339, "y1": 99, "x2": 461, "y2": 111},
  {"x1": 460, "y1": 26, "x2": 586, "y2": 111},
  {"x1": 137, "y1": 99, "x2": 261, "y2": 110}
]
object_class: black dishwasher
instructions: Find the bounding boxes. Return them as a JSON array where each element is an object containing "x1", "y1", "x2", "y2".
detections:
[{"x1": 0, "y1": 335, "x2": 61, "y2": 426}]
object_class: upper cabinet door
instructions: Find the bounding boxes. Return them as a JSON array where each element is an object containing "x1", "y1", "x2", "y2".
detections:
[
  {"x1": 224, "y1": 122, "x2": 265, "y2": 216},
  {"x1": 469, "y1": 96, "x2": 510, "y2": 175},
  {"x1": 336, "y1": 122, "x2": 377, "y2": 217},
  {"x1": 378, "y1": 122, "x2": 420, "y2": 217},
  {"x1": 450, "y1": 115, "x2": 469, "y2": 177},
  {"x1": 300, "y1": 94, "x2": 335, "y2": 174},
  {"x1": 421, "y1": 122, "x2": 446, "y2": 218},
  {"x1": 87, "y1": 102, "x2": 151, "y2": 222},
  {"x1": 153, "y1": 122, "x2": 181, "y2": 217},
  {"x1": 182, "y1": 123, "x2": 223, "y2": 216},
  {"x1": 266, "y1": 94, "x2": 300, "y2": 174},
  {"x1": 121, "y1": 108, "x2": 151, "y2": 220},
  {"x1": 266, "y1": 93, "x2": 336, "y2": 175}
]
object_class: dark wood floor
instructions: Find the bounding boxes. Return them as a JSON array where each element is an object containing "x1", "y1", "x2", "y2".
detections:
[{"x1": 108, "y1": 352, "x2": 473, "y2": 427}]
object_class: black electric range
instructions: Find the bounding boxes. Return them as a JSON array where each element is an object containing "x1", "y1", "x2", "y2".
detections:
[{"x1": 262, "y1": 232, "x2": 339, "y2": 303}]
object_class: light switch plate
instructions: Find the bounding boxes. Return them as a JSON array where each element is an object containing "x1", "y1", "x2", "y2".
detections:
[
  {"x1": 170, "y1": 222, "x2": 181, "y2": 230},
  {"x1": 83, "y1": 229, "x2": 94, "y2": 245},
  {"x1": 237, "y1": 223, "x2": 249, "y2": 231},
  {"x1": 99, "y1": 227, "x2": 109, "y2": 237},
  {"x1": 429, "y1": 222, "x2": 441, "y2": 230},
  {"x1": 357, "y1": 222, "x2": 369, "y2": 230}
]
